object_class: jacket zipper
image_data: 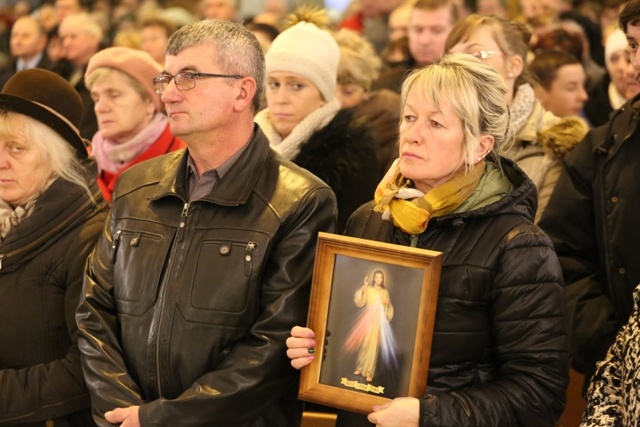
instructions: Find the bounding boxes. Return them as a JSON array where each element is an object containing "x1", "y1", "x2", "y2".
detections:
[
  {"x1": 177, "y1": 202, "x2": 190, "y2": 241},
  {"x1": 154, "y1": 201, "x2": 190, "y2": 395}
]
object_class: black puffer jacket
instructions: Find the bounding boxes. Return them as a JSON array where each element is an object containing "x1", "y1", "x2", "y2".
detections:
[
  {"x1": 0, "y1": 163, "x2": 107, "y2": 426},
  {"x1": 539, "y1": 96, "x2": 640, "y2": 385},
  {"x1": 343, "y1": 158, "x2": 568, "y2": 427}
]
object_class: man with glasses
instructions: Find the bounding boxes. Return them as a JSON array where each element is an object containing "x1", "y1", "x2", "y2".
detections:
[{"x1": 77, "y1": 19, "x2": 337, "y2": 427}]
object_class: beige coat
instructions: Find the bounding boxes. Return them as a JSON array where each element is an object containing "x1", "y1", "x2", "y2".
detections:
[{"x1": 503, "y1": 100, "x2": 588, "y2": 222}]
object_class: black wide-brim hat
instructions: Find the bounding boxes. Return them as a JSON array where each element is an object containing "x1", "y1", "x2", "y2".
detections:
[{"x1": 0, "y1": 68, "x2": 88, "y2": 160}]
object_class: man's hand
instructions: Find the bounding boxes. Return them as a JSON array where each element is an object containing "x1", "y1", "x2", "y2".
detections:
[{"x1": 105, "y1": 406, "x2": 141, "y2": 427}]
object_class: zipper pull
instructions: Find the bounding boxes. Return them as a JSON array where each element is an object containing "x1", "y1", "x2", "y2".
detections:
[
  {"x1": 110, "y1": 230, "x2": 122, "y2": 264},
  {"x1": 0, "y1": 254, "x2": 4, "y2": 271},
  {"x1": 179, "y1": 203, "x2": 190, "y2": 229},
  {"x1": 244, "y1": 241, "x2": 255, "y2": 276}
]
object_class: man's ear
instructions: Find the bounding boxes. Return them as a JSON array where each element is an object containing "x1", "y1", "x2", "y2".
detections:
[{"x1": 233, "y1": 77, "x2": 256, "y2": 112}]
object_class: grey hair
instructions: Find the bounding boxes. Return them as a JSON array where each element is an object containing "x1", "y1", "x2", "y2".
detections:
[
  {"x1": 166, "y1": 19, "x2": 265, "y2": 112},
  {"x1": 0, "y1": 111, "x2": 93, "y2": 199},
  {"x1": 59, "y1": 13, "x2": 103, "y2": 41},
  {"x1": 401, "y1": 53, "x2": 512, "y2": 167}
]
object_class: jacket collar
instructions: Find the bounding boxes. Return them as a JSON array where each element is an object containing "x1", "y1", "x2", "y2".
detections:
[
  {"x1": 595, "y1": 94, "x2": 640, "y2": 158},
  {"x1": 150, "y1": 125, "x2": 274, "y2": 206}
]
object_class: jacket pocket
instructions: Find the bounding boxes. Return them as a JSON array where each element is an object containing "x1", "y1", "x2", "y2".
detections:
[
  {"x1": 189, "y1": 239, "x2": 260, "y2": 315},
  {"x1": 113, "y1": 229, "x2": 167, "y2": 316}
]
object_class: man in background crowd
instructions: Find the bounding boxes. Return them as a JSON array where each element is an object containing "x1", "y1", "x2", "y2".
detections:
[{"x1": 0, "y1": 15, "x2": 52, "y2": 87}]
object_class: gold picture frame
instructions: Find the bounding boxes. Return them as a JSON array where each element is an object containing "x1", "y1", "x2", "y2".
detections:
[{"x1": 299, "y1": 232, "x2": 443, "y2": 415}]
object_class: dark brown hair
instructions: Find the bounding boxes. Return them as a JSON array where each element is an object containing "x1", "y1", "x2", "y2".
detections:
[{"x1": 529, "y1": 49, "x2": 582, "y2": 89}]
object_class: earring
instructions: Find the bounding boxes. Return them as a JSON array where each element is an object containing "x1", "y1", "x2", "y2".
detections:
[{"x1": 508, "y1": 72, "x2": 514, "y2": 78}]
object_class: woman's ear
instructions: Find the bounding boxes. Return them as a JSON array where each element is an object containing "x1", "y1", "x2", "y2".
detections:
[
  {"x1": 473, "y1": 134, "x2": 495, "y2": 164},
  {"x1": 506, "y1": 54, "x2": 524, "y2": 80}
]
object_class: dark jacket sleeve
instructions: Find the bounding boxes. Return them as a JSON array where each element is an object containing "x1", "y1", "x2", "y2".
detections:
[
  {"x1": 538, "y1": 129, "x2": 619, "y2": 377},
  {"x1": 420, "y1": 222, "x2": 569, "y2": 427},
  {"x1": 0, "y1": 213, "x2": 104, "y2": 424},
  {"x1": 76, "y1": 210, "x2": 146, "y2": 418}
]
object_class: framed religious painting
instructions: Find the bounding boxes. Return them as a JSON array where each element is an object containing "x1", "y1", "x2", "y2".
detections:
[{"x1": 298, "y1": 232, "x2": 442, "y2": 415}]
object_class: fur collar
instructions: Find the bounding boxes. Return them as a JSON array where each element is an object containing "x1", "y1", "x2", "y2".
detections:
[{"x1": 254, "y1": 99, "x2": 341, "y2": 160}]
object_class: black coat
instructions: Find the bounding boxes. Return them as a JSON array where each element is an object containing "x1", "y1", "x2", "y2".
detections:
[
  {"x1": 340, "y1": 159, "x2": 568, "y2": 426},
  {"x1": 0, "y1": 163, "x2": 107, "y2": 426},
  {"x1": 539, "y1": 95, "x2": 640, "y2": 385},
  {"x1": 584, "y1": 73, "x2": 614, "y2": 128},
  {"x1": 292, "y1": 108, "x2": 381, "y2": 232},
  {"x1": 50, "y1": 60, "x2": 97, "y2": 141}
]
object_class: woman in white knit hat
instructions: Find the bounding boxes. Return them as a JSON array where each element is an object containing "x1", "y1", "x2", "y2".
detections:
[{"x1": 254, "y1": 9, "x2": 380, "y2": 231}]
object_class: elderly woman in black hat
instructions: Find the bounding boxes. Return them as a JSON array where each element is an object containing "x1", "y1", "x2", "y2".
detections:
[{"x1": 0, "y1": 68, "x2": 107, "y2": 426}]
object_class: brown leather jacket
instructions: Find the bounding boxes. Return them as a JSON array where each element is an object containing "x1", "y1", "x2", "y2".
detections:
[{"x1": 77, "y1": 127, "x2": 337, "y2": 426}]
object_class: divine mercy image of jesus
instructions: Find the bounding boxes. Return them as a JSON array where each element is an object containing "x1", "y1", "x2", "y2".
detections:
[{"x1": 342, "y1": 269, "x2": 398, "y2": 383}]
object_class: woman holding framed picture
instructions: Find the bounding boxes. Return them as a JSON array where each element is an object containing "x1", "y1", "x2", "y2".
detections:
[{"x1": 287, "y1": 53, "x2": 568, "y2": 427}]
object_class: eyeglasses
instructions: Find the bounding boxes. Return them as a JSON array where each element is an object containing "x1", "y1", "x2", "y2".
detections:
[
  {"x1": 470, "y1": 50, "x2": 503, "y2": 60},
  {"x1": 153, "y1": 71, "x2": 243, "y2": 94}
]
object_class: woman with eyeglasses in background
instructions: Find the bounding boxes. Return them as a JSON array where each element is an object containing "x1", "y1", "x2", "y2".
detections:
[
  {"x1": 85, "y1": 47, "x2": 186, "y2": 202},
  {"x1": 446, "y1": 15, "x2": 588, "y2": 222}
]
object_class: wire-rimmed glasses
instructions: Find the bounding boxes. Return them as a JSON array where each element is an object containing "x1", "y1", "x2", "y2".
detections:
[
  {"x1": 153, "y1": 72, "x2": 243, "y2": 94},
  {"x1": 470, "y1": 50, "x2": 503, "y2": 60}
]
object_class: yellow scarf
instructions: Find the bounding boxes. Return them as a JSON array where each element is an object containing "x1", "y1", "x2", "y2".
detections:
[{"x1": 374, "y1": 161, "x2": 486, "y2": 234}]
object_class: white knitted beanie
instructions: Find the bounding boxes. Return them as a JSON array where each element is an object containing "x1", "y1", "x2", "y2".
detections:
[
  {"x1": 266, "y1": 22, "x2": 340, "y2": 102},
  {"x1": 605, "y1": 28, "x2": 628, "y2": 66}
]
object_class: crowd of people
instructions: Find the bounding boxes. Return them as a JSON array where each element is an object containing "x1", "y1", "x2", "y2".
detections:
[{"x1": 0, "y1": 0, "x2": 640, "y2": 425}]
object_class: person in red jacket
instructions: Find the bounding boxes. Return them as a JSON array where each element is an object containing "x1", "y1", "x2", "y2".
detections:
[{"x1": 85, "y1": 47, "x2": 186, "y2": 202}]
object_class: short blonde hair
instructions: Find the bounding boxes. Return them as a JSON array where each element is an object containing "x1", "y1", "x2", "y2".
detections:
[
  {"x1": 401, "y1": 53, "x2": 511, "y2": 166},
  {"x1": 334, "y1": 29, "x2": 382, "y2": 91}
]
